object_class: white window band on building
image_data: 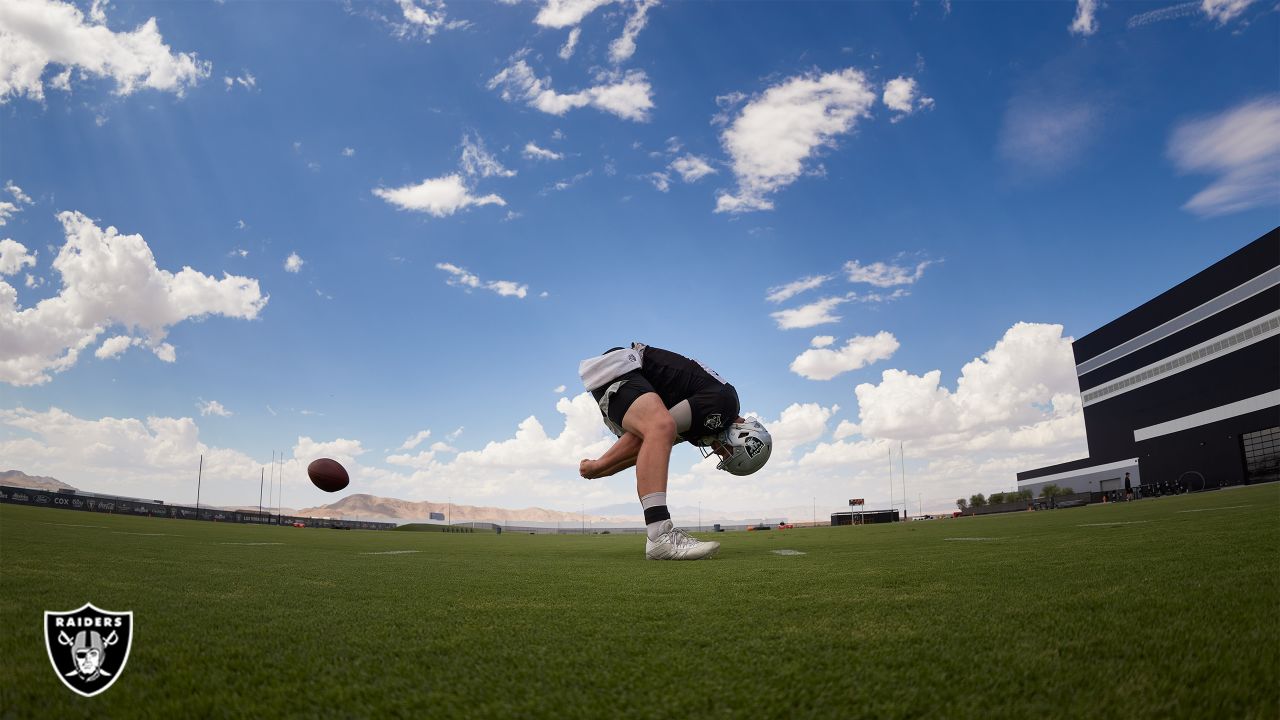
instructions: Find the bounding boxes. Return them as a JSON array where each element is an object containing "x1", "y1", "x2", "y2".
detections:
[
  {"x1": 1076, "y1": 266, "x2": 1280, "y2": 376},
  {"x1": 1133, "y1": 390, "x2": 1280, "y2": 443},
  {"x1": 1081, "y1": 310, "x2": 1280, "y2": 407}
]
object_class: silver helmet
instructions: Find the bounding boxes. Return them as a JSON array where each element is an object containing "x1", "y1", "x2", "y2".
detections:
[{"x1": 703, "y1": 417, "x2": 772, "y2": 476}]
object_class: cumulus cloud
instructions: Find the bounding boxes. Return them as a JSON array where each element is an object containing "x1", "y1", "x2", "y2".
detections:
[
  {"x1": 770, "y1": 296, "x2": 848, "y2": 330},
  {"x1": 810, "y1": 335, "x2": 835, "y2": 348},
  {"x1": 342, "y1": 147, "x2": 356, "y2": 158},
  {"x1": 284, "y1": 252, "x2": 304, "y2": 273},
  {"x1": 646, "y1": 172, "x2": 671, "y2": 192},
  {"x1": 716, "y1": 69, "x2": 877, "y2": 213},
  {"x1": 385, "y1": 0, "x2": 468, "y2": 40},
  {"x1": 1168, "y1": 96, "x2": 1280, "y2": 217},
  {"x1": 765, "y1": 274, "x2": 832, "y2": 304},
  {"x1": 223, "y1": 72, "x2": 256, "y2": 92},
  {"x1": 460, "y1": 134, "x2": 516, "y2": 178},
  {"x1": 198, "y1": 399, "x2": 232, "y2": 417},
  {"x1": 0, "y1": 211, "x2": 267, "y2": 386},
  {"x1": 669, "y1": 154, "x2": 717, "y2": 183},
  {"x1": 0, "y1": 180, "x2": 34, "y2": 226},
  {"x1": 523, "y1": 142, "x2": 563, "y2": 161},
  {"x1": 558, "y1": 27, "x2": 581, "y2": 60},
  {"x1": 609, "y1": 0, "x2": 658, "y2": 64},
  {"x1": 852, "y1": 322, "x2": 1081, "y2": 443},
  {"x1": 488, "y1": 58, "x2": 654, "y2": 121},
  {"x1": 436, "y1": 262, "x2": 529, "y2": 299},
  {"x1": 534, "y1": 0, "x2": 618, "y2": 27},
  {"x1": 0, "y1": 0, "x2": 211, "y2": 103},
  {"x1": 881, "y1": 76, "x2": 934, "y2": 121},
  {"x1": 0, "y1": 239, "x2": 36, "y2": 275},
  {"x1": 554, "y1": 384, "x2": 567, "y2": 393},
  {"x1": 400, "y1": 429, "x2": 432, "y2": 450},
  {"x1": 845, "y1": 258, "x2": 933, "y2": 287},
  {"x1": 789, "y1": 332, "x2": 900, "y2": 380},
  {"x1": 374, "y1": 174, "x2": 506, "y2": 218},
  {"x1": 1069, "y1": 0, "x2": 1100, "y2": 35},
  {"x1": 94, "y1": 334, "x2": 136, "y2": 359}
]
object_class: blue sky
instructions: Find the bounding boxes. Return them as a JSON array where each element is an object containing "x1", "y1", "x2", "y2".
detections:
[{"x1": 0, "y1": 0, "x2": 1276, "y2": 518}]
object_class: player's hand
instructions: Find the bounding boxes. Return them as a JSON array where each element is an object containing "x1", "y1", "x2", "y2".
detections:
[{"x1": 579, "y1": 459, "x2": 598, "y2": 479}]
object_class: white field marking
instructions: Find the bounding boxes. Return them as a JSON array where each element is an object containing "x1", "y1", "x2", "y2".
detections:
[
  {"x1": 944, "y1": 537, "x2": 1001, "y2": 541},
  {"x1": 1077, "y1": 521, "x2": 1150, "y2": 527},
  {"x1": 111, "y1": 531, "x2": 179, "y2": 536},
  {"x1": 39, "y1": 522, "x2": 108, "y2": 529},
  {"x1": 219, "y1": 542, "x2": 285, "y2": 546},
  {"x1": 361, "y1": 550, "x2": 421, "y2": 555},
  {"x1": 771, "y1": 549, "x2": 806, "y2": 556},
  {"x1": 1177, "y1": 505, "x2": 1253, "y2": 513}
]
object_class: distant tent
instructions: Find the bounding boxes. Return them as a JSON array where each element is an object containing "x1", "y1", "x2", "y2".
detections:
[{"x1": 429, "y1": 512, "x2": 445, "y2": 521}]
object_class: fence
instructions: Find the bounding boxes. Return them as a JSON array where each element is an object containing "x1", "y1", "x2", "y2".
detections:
[{"x1": 0, "y1": 485, "x2": 396, "y2": 531}]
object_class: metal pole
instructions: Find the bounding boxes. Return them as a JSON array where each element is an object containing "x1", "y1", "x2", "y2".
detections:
[
  {"x1": 900, "y1": 441, "x2": 907, "y2": 520},
  {"x1": 268, "y1": 451, "x2": 275, "y2": 522},
  {"x1": 277, "y1": 451, "x2": 284, "y2": 524},
  {"x1": 888, "y1": 447, "x2": 894, "y2": 520},
  {"x1": 259, "y1": 467, "x2": 264, "y2": 520},
  {"x1": 195, "y1": 454, "x2": 203, "y2": 513}
]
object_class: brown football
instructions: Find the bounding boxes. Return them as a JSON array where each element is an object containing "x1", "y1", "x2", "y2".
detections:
[{"x1": 307, "y1": 458, "x2": 349, "y2": 493}]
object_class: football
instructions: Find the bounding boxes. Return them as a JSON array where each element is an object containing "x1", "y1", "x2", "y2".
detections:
[{"x1": 307, "y1": 458, "x2": 349, "y2": 493}]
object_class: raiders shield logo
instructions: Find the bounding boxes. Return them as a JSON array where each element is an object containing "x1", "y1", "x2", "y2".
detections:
[
  {"x1": 44, "y1": 603, "x2": 133, "y2": 697},
  {"x1": 744, "y1": 436, "x2": 765, "y2": 458}
]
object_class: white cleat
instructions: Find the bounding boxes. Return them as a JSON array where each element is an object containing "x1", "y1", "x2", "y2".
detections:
[{"x1": 645, "y1": 520, "x2": 720, "y2": 560}]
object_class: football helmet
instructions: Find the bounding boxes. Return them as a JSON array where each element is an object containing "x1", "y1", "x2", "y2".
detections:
[{"x1": 701, "y1": 417, "x2": 772, "y2": 476}]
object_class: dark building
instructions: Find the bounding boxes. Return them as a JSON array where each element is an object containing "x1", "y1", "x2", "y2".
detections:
[{"x1": 1018, "y1": 229, "x2": 1280, "y2": 497}]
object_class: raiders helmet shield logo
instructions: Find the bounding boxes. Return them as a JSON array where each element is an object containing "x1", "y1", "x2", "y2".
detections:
[
  {"x1": 44, "y1": 603, "x2": 133, "y2": 697},
  {"x1": 744, "y1": 436, "x2": 765, "y2": 458},
  {"x1": 703, "y1": 414, "x2": 723, "y2": 430}
]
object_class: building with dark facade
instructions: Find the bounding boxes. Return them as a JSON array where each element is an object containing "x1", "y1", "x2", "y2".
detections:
[{"x1": 1018, "y1": 229, "x2": 1279, "y2": 497}]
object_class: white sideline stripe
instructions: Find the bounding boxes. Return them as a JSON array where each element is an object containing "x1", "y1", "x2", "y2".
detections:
[
  {"x1": 1177, "y1": 505, "x2": 1253, "y2": 513},
  {"x1": 1078, "y1": 521, "x2": 1150, "y2": 527},
  {"x1": 944, "y1": 537, "x2": 1001, "y2": 541},
  {"x1": 1082, "y1": 311, "x2": 1280, "y2": 407},
  {"x1": 1020, "y1": 458, "x2": 1138, "y2": 486},
  {"x1": 219, "y1": 542, "x2": 284, "y2": 545},
  {"x1": 40, "y1": 522, "x2": 107, "y2": 529},
  {"x1": 1076, "y1": 266, "x2": 1280, "y2": 375},
  {"x1": 361, "y1": 550, "x2": 421, "y2": 555},
  {"x1": 1133, "y1": 390, "x2": 1280, "y2": 442},
  {"x1": 112, "y1": 531, "x2": 178, "y2": 536},
  {"x1": 771, "y1": 549, "x2": 806, "y2": 555}
]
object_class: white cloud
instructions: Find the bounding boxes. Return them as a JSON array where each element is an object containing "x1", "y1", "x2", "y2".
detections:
[
  {"x1": 460, "y1": 134, "x2": 516, "y2": 178},
  {"x1": 881, "y1": 76, "x2": 934, "y2": 121},
  {"x1": 1201, "y1": 0, "x2": 1254, "y2": 24},
  {"x1": 374, "y1": 174, "x2": 506, "y2": 218},
  {"x1": 1126, "y1": 2, "x2": 1200, "y2": 28},
  {"x1": 609, "y1": 0, "x2": 658, "y2": 64},
  {"x1": 94, "y1": 334, "x2": 136, "y2": 359},
  {"x1": 844, "y1": 258, "x2": 933, "y2": 287},
  {"x1": 0, "y1": 239, "x2": 36, "y2": 275},
  {"x1": 534, "y1": 0, "x2": 618, "y2": 28},
  {"x1": 765, "y1": 274, "x2": 832, "y2": 304},
  {"x1": 716, "y1": 69, "x2": 877, "y2": 213},
  {"x1": 789, "y1": 332, "x2": 900, "y2": 381},
  {"x1": 554, "y1": 384, "x2": 567, "y2": 393},
  {"x1": 284, "y1": 252, "x2": 304, "y2": 273},
  {"x1": 669, "y1": 154, "x2": 717, "y2": 183},
  {"x1": 999, "y1": 95, "x2": 1098, "y2": 175},
  {"x1": 400, "y1": 429, "x2": 432, "y2": 450},
  {"x1": 342, "y1": 147, "x2": 356, "y2": 157},
  {"x1": 5, "y1": 180, "x2": 32, "y2": 205},
  {"x1": 770, "y1": 296, "x2": 848, "y2": 330},
  {"x1": 223, "y1": 71, "x2": 256, "y2": 91},
  {"x1": 386, "y1": 0, "x2": 468, "y2": 40},
  {"x1": 551, "y1": 170, "x2": 592, "y2": 192},
  {"x1": 810, "y1": 335, "x2": 835, "y2": 348},
  {"x1": 852, "y1": 323, "x2": 1081, "y2": 443},
  {"x1": 1069, "y1": 0, "x2": 1100, "y2": 35},
  {"x1": 559, "y1": 27, "x2": 581, "y2": 60},
  {"x1": 436, "y1": 262, "x2": 529, "y2": 299},
  {"x1": 1168, "y1": 95, "x2": 1280, "y2": 217},
  {"x1": 198, "y1": 399, "x2": 232, "y2": 417},
  {"x1": 430, "y1": 441, "x2": 458, "y2": 454},
  {"x1": 0, "y1": 180, "x2": 34, "y2": 226},
  {"x1": 488, "y1": 58, "x2": 654, "y2": 121},
  {"x1": 0, "y1": 0, "x2": 211, "y2": 103},
  {"x1": 0, "y1": 211, "x2": 266, "y2": 386},
  {"x1": 646, "y1": 172, "x2": 671, "y2": 192},
  {"x1": 292, "y1": 435, "x2": 367, "y2": 468},
  {"x1": 523, "y1": 142, "x2": 563, "y2": 161}
]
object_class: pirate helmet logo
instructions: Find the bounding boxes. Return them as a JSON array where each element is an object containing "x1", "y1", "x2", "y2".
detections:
[
  {"x1": 704, "y1": 414, "x2": 723, "y2": 430},
  {"x1": 743, "y1": 436, "x2": 765, "y2": 458},
  {"x1": 44, "y1": 603, "x2": 133, "y2": 697}
]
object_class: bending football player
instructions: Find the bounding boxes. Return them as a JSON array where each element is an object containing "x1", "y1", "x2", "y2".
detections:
[{"x1": 578, "y1": 343, "x2": 772, "y2": 560}]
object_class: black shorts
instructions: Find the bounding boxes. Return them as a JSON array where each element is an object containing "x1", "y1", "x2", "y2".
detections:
[{"x1": 592, "y1": 370, "x2": 739, "y2": 444}]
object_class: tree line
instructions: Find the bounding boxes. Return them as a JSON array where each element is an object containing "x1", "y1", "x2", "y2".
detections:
[{"x1": 955, "y1": 484, "x2": 1075, "y2": 511}]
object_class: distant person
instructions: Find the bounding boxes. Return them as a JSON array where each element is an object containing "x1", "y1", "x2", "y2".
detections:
[
  {"x1": 577, "y1": 343, "x2": 773, "y2": 560},
  {"x1": 1124, "y1": 472, "x2": 1133, "y2": 501}
]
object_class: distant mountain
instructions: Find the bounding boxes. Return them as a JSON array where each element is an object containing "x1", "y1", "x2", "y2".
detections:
[
  {"x1": 0, "y1": 470, "x2": 76, "y2": 492},
  {"x1": 295, "y1": 493, "x2": 617, "y2": 524}
]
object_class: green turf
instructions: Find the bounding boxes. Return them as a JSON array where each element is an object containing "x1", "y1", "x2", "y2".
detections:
[{"x1": 2, "y1": 485, "x2": 1277, "y2": 718}]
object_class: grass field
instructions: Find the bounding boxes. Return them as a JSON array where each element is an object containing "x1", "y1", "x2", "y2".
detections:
[{"x1": 2, "y1": 485, "x2": 1277, "y2": 719}]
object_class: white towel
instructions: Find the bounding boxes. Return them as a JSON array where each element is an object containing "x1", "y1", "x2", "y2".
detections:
[{"x1": 579, "y1": 345, "x2": 643, "y2": 391}]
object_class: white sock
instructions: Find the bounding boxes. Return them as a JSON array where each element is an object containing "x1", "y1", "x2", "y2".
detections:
[{"x1": 641, "y1": 492, "x2": 670, "y2": 541}]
